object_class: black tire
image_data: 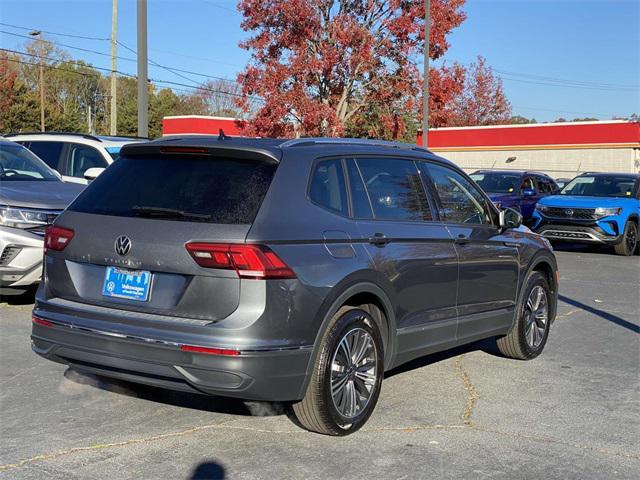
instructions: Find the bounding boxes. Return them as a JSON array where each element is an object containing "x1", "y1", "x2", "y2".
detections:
[
  {"x1": 292, "y1": 306, "x2": 384, "y2": 435},
  {"x1": 614, "y1": 221, "x2": 638, "y2": 256},
  {"x1": 496, "y1": 271, "x2": 552, "y2": 360}
]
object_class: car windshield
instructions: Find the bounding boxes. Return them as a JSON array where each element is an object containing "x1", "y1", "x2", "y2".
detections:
[
  {"x1": 469, "y1": 173, "x2": 521, "y2": 194},
  {"x1": 560, "y1": 175, "x2": 636, "y2": 198},
  {"x1": 0, "y1": 143, "x2": 59, "y2": 181}
]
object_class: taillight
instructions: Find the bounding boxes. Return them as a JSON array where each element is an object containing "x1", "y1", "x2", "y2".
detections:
[
  {"x1": 32, "y1": 315, "x2": 54, "y2": 327},
  {"x1": 185, "y1": 243, "x2": 295, "y2": 279},
  {"x1": 44, "y1": 226, "x2": 74, "y2": 252}
]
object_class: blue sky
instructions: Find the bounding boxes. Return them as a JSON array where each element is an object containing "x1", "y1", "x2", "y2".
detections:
[{"x1": 1, "y1": 0, "x2": 638, "y2": 122}]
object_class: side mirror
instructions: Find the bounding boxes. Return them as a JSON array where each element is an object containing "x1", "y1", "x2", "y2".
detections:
[
  {"x1": 522, "y1": 188, "x2": 536, "y2": 197},
  {"x1": 83, "y1": 167, "x2": 105, "y2": 181},
  {"x1": 499, "y1": 207, "x2": 522, "y2": 229}
]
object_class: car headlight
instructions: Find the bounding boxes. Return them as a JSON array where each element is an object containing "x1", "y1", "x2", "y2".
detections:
[
  {"x1": 594, "y1": 207, "x2": 621, "y2": 218},
  {"x1": 536, "y1": 205, "x2": 549, "y2": 212},
  {"x1": 0, "y1": 205, "x2": 51, "y2": 229}
]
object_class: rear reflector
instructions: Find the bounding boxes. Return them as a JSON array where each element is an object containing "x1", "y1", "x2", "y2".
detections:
[
  {"x1": 180, "y1": 345, "x2": 240, "y2": 356},
  {"x1": 44, "y1": 226, "x2": 74, "y2": 252},
  {"x1": 185, "y1": 243, "x2": 296, "y2": 279},
  {"x1": 32, "y1": 315, "x2": 54, "y2": 327}
]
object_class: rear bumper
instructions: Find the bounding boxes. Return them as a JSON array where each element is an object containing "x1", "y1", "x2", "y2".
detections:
[{"x1": 31, "y1": 311, "x2": 312, "y2": 402}]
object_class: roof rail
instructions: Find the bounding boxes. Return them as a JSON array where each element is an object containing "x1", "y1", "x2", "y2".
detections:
[
  {"x1": 279, "y1": 137, "x2": 432, "y2": 153},
  {"x1": 98, "y1": 134, "x2": 152, "y2": 141},
  {"x1": 4, "y1": 131, "x2": 102, "y2": 142}
]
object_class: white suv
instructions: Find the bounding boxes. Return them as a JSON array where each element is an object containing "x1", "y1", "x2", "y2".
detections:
[{"x1": 5, "y1": 133, "x2": 145, "y2": 184}]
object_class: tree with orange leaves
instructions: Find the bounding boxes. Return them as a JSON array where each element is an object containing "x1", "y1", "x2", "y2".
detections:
[{"x1": 237, "y1": 0, "x2": 467, "y2": 139}]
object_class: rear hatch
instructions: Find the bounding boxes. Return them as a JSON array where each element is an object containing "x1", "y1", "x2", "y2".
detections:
[{"x1": 46, "y1": 145, "x2": 278, "y2": 322}]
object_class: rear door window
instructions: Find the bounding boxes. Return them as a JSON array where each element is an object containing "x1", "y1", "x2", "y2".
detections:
[
  {"x1": 356, "y1": 157, "x2": 432, "y2": 221},
  {"x1": 537, "y1": 177, "x2": 554, "y2": 194},
  {"x1": 69, "y1": 155, "x2": 277, "y2": 224},
  {"x1": 23, "y1": 141, "x2": 65, "y2": 170},
  {"x1": 309, "y1": 159, "x2": 348, "y2": 216}
]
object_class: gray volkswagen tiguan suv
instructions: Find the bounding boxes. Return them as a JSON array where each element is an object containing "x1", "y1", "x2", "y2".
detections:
[{"x1": 32, "y1": 136, "x2": 558, "y2": 435}]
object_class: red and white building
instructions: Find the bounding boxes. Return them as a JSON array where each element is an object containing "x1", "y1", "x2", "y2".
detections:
[{"x1": 163, "y1": 116, "x2": 640, "y2": 177}]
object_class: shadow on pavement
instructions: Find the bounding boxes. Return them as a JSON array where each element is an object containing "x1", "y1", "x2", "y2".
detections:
[
  {"x1": 550, "y1": 242, "x2": 614, "y2": 255},
  {"x1": 189, "y1": 461, "x2": 226, "y2": 479},
  {"x1": 63, "y1": 368, "x2": 285, "y2": 417},
  {"x1": 64, "y1": 339, "x2": 503, "y2": 416},
  {"x1": 0, "y1": 286, "x2": 37, "y2": 306},
  {"x1": 385, "y1": 337, "x2": 502, "y2": 379},
  {"x1": 559, "y1": 294, "x2": 639, "y2": 333}
]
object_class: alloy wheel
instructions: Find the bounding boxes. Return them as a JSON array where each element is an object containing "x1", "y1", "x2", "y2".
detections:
[
  {"x1": 626, "y1": 224, "x2": 637, "y2": 253},
  {"x1": 524, "y1": 285, "x2": 548, "y2": 349},
  {"x1": 330, "y1": 327, "x2": 378, "y2": 418}
]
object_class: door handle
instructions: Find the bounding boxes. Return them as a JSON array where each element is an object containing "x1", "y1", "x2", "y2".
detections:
[
  {"x1": 368, "y1": 233, "x2": 391, "y2": 247},
  {"x1": 454, "y1": 234, "x2": 470, "y2": 245}
]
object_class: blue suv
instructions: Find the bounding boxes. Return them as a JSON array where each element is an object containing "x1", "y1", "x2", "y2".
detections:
[
  {"x1": 532, "y1": 172, "x2": 640, "y2": 256},
  {"x1": 469, "y1": 170, "x2": 560, "y2": 225}
]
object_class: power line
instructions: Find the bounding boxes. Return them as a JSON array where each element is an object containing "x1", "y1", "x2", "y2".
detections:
[
  {"x1": 202, "y1": 1, "x2": 240, "y2": 15},
  {"x1": 512, "y1": 105, "x2": 615, "y2": 118},
  {"x1": 4, "y1": 56, "x2": 104, "y2": 78},
  {"x1": 1, "y1": 21, "x2": 242, "y2": 68},
  {"x1": 2, "y1": 49, "x2": 262, "y2": 102},
  {"x1": 117, "y1": 41, "x2": 237, "y2": 83},
  {"x1": 1, "y1": 29, "x2": 238, "y2": 84},
  {"x1": 1, "y1": 48, "x2": 135, "y2": 78},
  {"x1": 0, "y1": 21, "x2": 110, "y2": 41},
  {"x1": 420, "y1": 58, "x2": 638, "y2": 92},
  {"x1": 493, "y1": 68, "x2": 637, "y2": 90},
  {"x1": 152, "y1": 78, "x2": 263, "y2": 102},
  {"x1": 0, "y1": 30, "x2": 137, "y2": 62},
  {"x1": 3, "y1": 57, "x2": 624, "y2": 119},
  {"x1": 499, "y1": 75, "x2": 637, "y2": 92},
  {"x1": 117, "y1": 40, "x2": 202, "y2": 87},
  {"x1": 5, "y1": 21, "x2": 637, "y2": 92}
]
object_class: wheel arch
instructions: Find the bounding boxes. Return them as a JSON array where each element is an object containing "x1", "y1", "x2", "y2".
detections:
[
  {"x1": 516, "y1": 251, "x2": 559, "y2": 330},
  {"x1": 298, "y1": 281, "x2": 397, "y2": 399}
]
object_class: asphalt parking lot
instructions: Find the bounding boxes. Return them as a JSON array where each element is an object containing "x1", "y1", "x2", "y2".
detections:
[{"x1": 1, "y1": 246, "x2": 638, "y2": 480}]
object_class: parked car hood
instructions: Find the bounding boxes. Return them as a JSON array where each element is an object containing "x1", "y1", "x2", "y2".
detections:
[
  {"x1": 0, "y1": 180, "x2": 84, "y2": 210},
  {"x1": 537, "y1": 195, "x2": 632, "y2": 208}
]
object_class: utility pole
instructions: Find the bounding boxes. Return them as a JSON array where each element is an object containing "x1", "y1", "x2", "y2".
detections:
[
  {"x1": 29, "y1": 30, "x2": 45, "y2": 131},
  {"x1": 136, "y1": 0, "x2": 148, "y2": 137},
  {"x1": 110, "y1": 0, "x2": 118, "y2": 135},
  {"x1": 422, "y1": 0, "x2": 430, "y2": 148}
]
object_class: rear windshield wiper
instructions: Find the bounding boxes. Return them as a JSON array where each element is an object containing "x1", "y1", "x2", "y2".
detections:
[{"x1": 132, "y1": 206, "x2": 212, "y2": 220}]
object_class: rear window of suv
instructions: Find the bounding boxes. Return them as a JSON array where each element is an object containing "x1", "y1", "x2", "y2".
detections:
[{"x1": 69, "y1": 155, "x2": 276, "y2": 224}]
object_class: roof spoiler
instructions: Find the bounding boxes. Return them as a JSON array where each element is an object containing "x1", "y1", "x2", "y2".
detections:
[{"x1": 120, "y1": 140, "x2": 280, "y2": 164}]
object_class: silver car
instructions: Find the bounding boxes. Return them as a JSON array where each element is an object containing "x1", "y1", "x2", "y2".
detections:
[{"x1": 0, "y1": 140, "x2": 83, "y2": 295}]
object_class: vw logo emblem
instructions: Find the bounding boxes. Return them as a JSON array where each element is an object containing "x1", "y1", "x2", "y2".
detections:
[
  {"x1": 565, "y1": 209, "x2": 574, "y2": 216},
  {"x1": 115, "y1": 235, "x2": 132, "y2": 256}
]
